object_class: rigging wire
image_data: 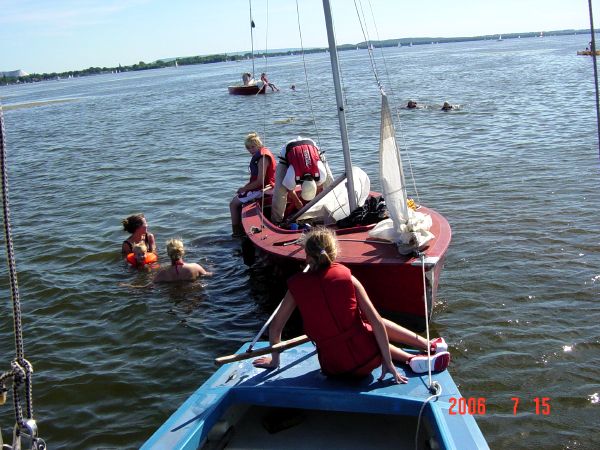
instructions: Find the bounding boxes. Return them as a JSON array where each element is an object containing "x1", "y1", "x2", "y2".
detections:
[
  {"x1": 261, "y1": 0, "x2": 270, "y2": 143},
  {"x1": 354, "y1": 0, "x2": 383, "y2": 91},
  {"x1": 353, "y1": 0, "x2": 422, "y2": 205},
  {"x1": 295, "y1": 0, "x2": 322, "y2": 146},
  {"x1": 249, "y1": 0, "x2": 256, "y2": 78},
  {"x1": 587, "y1": 0, "x2": 600, "y2": 157},
  {"x1": 365, "y1": 0, "x2": 422, "y2": 205}
]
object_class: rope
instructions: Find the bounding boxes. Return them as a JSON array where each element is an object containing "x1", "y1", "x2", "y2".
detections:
[
  {"x1": 0, "y1": 101, "x2": 45, "y2": 449},
  {"x1": 413, "y1": 252, "x2": 442, "y2": 449},
  {"x1": 419, "y1": 254, "x2": 433, "y2": 388},
  {"x1": 587, "y1": 0, "x2": 600, "y2": 157},
  {"x1": 414, "y1": 384, "x2": 442, "y2": 450}
]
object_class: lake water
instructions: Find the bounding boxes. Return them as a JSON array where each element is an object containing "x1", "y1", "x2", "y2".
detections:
[{"x1": 1, "y1": 34, "x2": 599, "y2": 449}]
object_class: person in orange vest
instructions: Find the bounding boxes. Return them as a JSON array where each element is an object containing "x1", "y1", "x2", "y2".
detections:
[
  {"x1": 126, "y1": 241, "x2": 158, "y2": 269},
  {"x1": 229, "y1": 132, "x2": 276, "y2": 237},
  {"x1": 253, "y1": 228, "x2": 450, "y2": 380}
]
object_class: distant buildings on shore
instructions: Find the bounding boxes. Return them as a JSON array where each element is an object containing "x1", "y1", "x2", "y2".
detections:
[{"x1": 1, "y1": 70, "x2": 29, "y2": 78}]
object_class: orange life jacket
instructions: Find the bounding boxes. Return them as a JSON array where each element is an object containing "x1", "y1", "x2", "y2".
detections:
[
  {"x1": 287, "y1": 263, "x2": 381, "y2": 377},
  {"x1": 126, "y1": 252, "x2": 157, "y2": 267},
  {"x1": 249, "y1": 147, "x2": 276, "y2": 187}
]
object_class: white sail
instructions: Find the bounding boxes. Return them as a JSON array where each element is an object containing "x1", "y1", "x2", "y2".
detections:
[{"x1": 369, "y1": 93, "x2": 434, "y2": 252}]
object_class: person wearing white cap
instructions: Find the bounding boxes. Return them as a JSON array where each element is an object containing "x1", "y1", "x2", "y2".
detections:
[{"x1": 270, "y1": 137, "x2": 328, "y2": 225}]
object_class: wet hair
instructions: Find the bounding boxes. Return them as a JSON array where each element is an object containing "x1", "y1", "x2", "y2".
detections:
[
  {"x1": 244, "y1": 132, "x2": 263, "y2": 149},
  {"x1": 132, "y1": 241, "x2": 147, "y2": 256},
  {"x1": 166, "y1": 238, "x2": 185, "y2": 261},
  {"x1": 122, "y1": 214, "x2": 146, "y2": 233},
  {"x1": 301, "y1": 227, "x2": 338, "y2": 271}
]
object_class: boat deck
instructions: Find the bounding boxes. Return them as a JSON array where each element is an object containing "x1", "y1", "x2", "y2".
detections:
[{"x1": 143, "y1": 342, "x2": 489, "y2": 450}]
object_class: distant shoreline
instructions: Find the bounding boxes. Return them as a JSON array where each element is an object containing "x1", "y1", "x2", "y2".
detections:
[{"x1": 0, "y1": 28, "x2": 591, "y2": 86}]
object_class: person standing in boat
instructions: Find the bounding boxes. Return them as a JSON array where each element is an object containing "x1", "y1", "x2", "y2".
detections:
[
  {"x1": 260, "y1": 72, "x2": 279, "y2": 92},
  {"x1": 270, "y1": 137, "x2": 328, "y2": 225},
  {"x1": 229, "y1": 132, "x2": 276, "y2": 237},
  {"x1": 242, "y1": 72, "x2": 254, "y2": 86},
  {"x1": 121, "y1": 213, "x2": 156, "y2": 257},
  {"x1": 253, "y1": 228, "x2": 451, "y2": 381},
  {"x1": 154, "y1": 238, "x2": 211, "y2": 282}
]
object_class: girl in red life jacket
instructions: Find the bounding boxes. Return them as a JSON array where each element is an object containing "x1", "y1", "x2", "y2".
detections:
[
  {"x1": 154, "y1": 238, "x2": 212, "y2": 283},
  {"x1": 253, "y1": 228, "x2": 450, "y2": 381},
  {"x1": 121, "y1": 213, "x2": 157, "y2": 257},
  {"x1": 229, "y1": 132, "x2": 276, "y2": 237},
  {"x1": 126, "y1": 241, "x2": 158, "y2": 269}
]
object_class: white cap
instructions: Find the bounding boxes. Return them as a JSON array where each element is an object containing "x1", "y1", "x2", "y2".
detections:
[{"x1": 300, "y1": 179, "x2": 317, "y2": 201}]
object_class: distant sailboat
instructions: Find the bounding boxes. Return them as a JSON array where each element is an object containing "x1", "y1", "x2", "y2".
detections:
[
  {"x1": 228, "y1": 1, "x2": 266, "y2": 95},
  {"x1": 497, "y1": 35, "x2": 502, "y2": 41}
]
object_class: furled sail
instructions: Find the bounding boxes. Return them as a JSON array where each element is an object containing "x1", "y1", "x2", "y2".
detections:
[
  {"x1": 299, "y1": 167, "x2": 370, "y2": 223},
  {"x1": 369, "y1": 93, "x2": 434, "y2": 253}
]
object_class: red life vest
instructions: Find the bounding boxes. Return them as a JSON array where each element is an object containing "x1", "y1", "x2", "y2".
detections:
[
  {"x1": 284, "y1": 140, "x2": 321, "y2": 184},
  {"x1": 126, "y1": 252, "x2": 157, "y2": 267},
  {"x1": 249, "y1": 147, "x2": 276, "y2": 187},
  {"x1": 287, "y1": 263, "x2": 381, "y2": 377}
]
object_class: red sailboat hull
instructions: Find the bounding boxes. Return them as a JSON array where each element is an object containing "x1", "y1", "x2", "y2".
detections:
[
  {"x1": 240, "y1": 195, "x2": 451, "y2": 330},
  {"x1": 228, "y1": 84, "x2": 266, "y2": 95}
]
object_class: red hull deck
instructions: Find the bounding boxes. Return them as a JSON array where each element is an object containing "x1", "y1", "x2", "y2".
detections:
[
  {"x1": 228, "y1": 84, "x2": 266, "y2": 95},
  {"x1": 240, "y1": 196, "x2": 451, "y2": 330}
]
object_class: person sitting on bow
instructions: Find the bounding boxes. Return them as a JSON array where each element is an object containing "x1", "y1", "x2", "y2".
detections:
[
  {"x1": 229, "y1": 132, "x2": 276, "y2": 237},
  {"x1": 252, "y1": 228, "x2": 451, "y2": 381},
  {"x1": 270, "y1": 136, "x2": 328, "y2": 225}
]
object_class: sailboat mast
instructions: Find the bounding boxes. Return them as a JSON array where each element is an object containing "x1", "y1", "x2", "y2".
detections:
[
  {"x1": 249, "y1": 0, "x2": 255, "y2": 78},
  {"x1": 322, "y1": 0, "x2": 358, "y2": 212}
]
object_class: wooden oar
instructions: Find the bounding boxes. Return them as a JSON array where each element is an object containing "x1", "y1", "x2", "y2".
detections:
[{"x1": 215, "y1": 335, "x2": 310, "y2": 366}]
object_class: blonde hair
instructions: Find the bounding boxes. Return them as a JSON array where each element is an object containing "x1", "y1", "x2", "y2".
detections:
[
  {"x1": 166, "y1": 238, "x2": 185, "y2": 261},
  {"x1": 244, "y1": 132, "x2": 263, "y2": 149},
  {"x1": 302, "y1": 227, "x2": 338, "y2": 271},
  {"x1": 132, "y1": 241, "x2": 147, "y2": 255}
]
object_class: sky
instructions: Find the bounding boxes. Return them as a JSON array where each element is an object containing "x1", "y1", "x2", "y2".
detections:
[{"x1": 1, "y1": 0, "x2": 595, "y2": 74}]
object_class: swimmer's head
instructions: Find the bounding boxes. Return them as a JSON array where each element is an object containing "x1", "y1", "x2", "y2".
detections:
[
  {"x1": 166, "y1": 238, "x2": 185, "y2": 261},
  {"x1": 132, "y1": 241, "x2": 148, "y2": 263}
]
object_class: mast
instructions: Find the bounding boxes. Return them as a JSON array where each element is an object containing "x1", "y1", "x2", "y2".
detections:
[
  {"x1": 322, "y1": 0, "x2": 357, "y2": 212},
  {"x1": 249, "y1": 0, "x2": 256, "y2": 78}
]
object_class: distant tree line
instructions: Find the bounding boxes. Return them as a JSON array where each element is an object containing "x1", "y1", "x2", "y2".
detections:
[{"x1": 0, "y1": 28, "x2": 588, "y2": 86}]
